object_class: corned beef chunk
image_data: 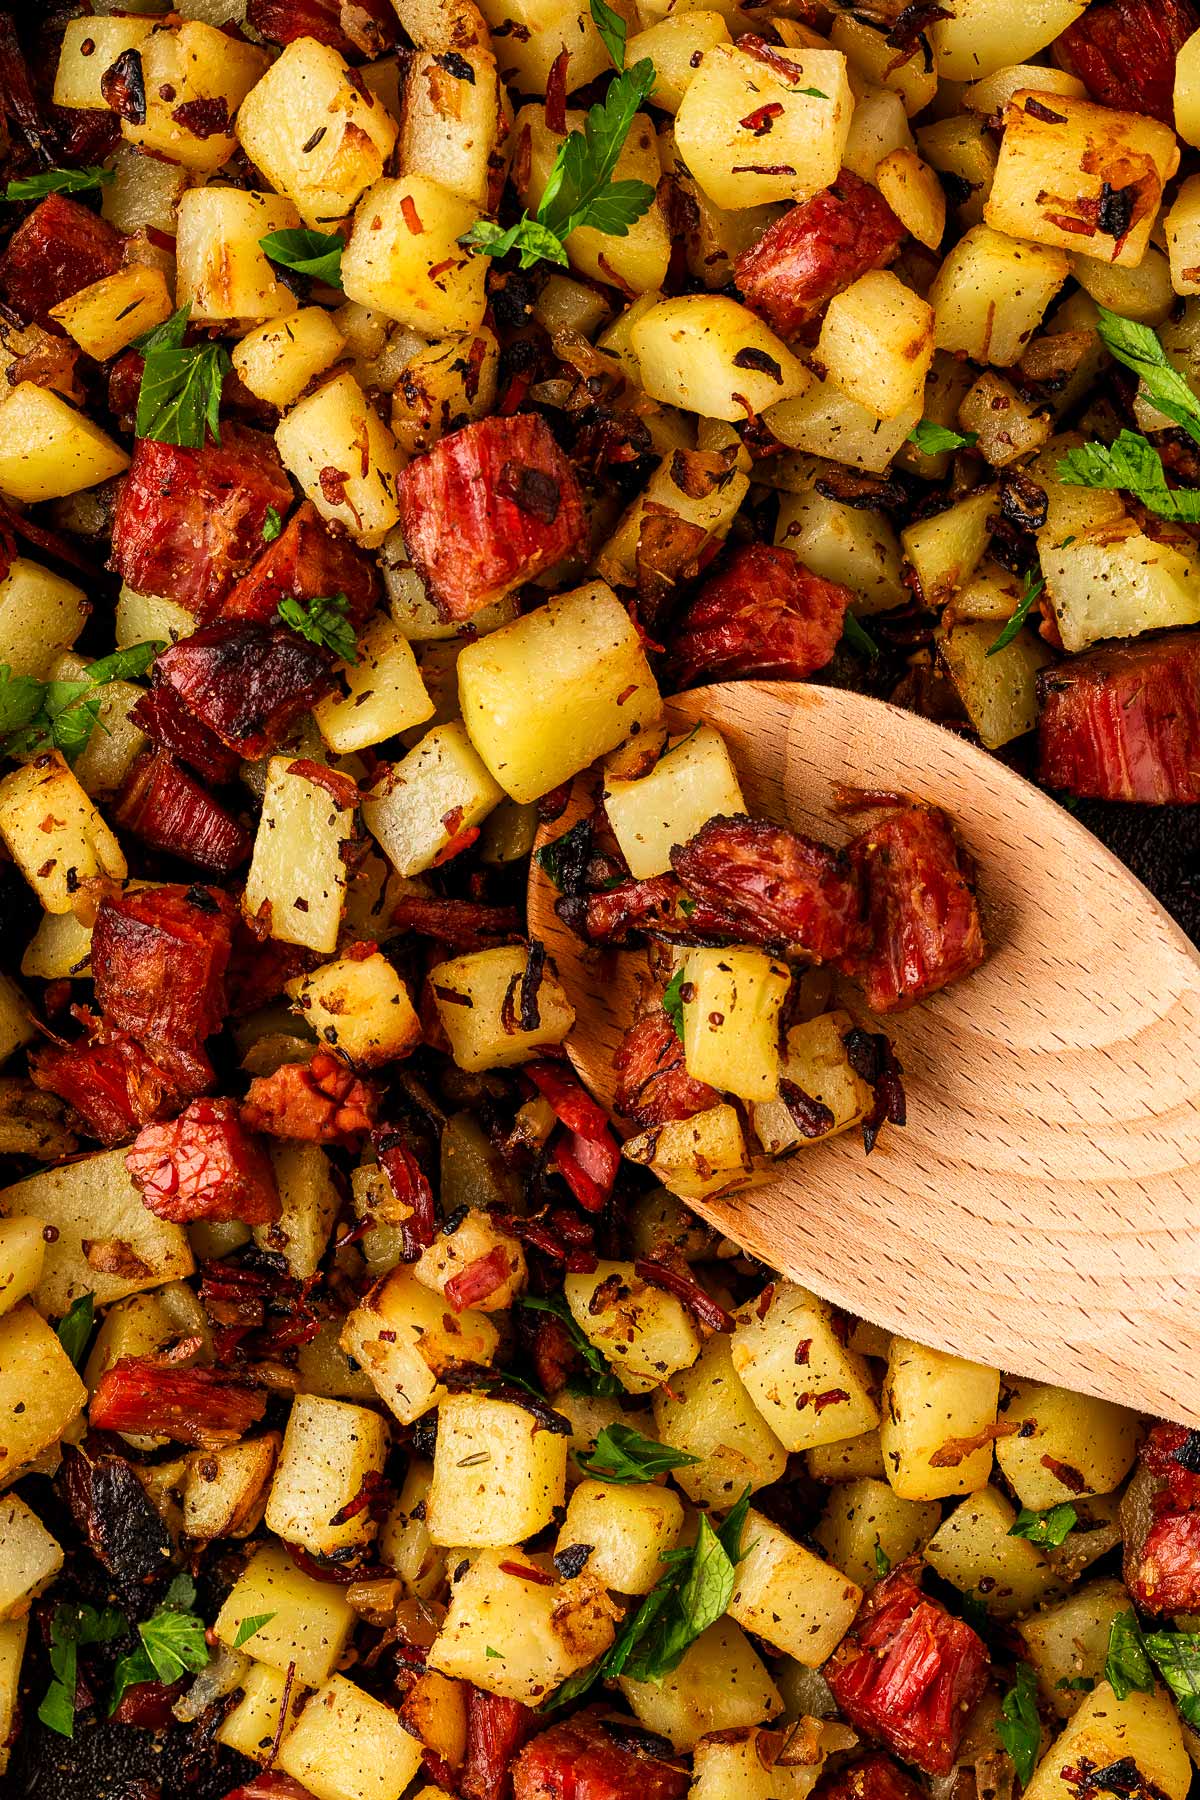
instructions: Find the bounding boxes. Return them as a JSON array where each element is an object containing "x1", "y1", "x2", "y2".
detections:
[
  {"x1": 220, "y1": 500, "x2": 380, "y2": 626},
  {"x1": 1037, "y1": 632, "x2": 1200, "y2": 803},
  {"x1": 398, "y1": 413, "x2": 587, "y2": 621},
  {"x1": 511, "y1": 1712, "x2": 689, "y2": 1800},
  {"x1": 30, "y1": 1025, "x2": 183, "y2": 1146},
  {"x1": 247, "y1": 0, "x2": 398, "y2": 56},
  {"x1": 825, "y1": 1561, "x2": 989, "y2": 1776},
  {"x1": 572, "y1": 873, "x2": 745, "y2": 948},
  {"x1": 111, "y1": 427, "x2": 294, "y2": 617},
  {"x1": 125, "y1": 1098, "x2": 281, "y2": 1226},
  {"x1": 461, "y1": 1688, "x2": 537, "y2": 1800},
  {"x1": 150, "y1": 623, "x2": 336, "y2": 759},
  {"x1": 1125, "y1": 1425, "x2": 1200, "y2": 1611},
  {"x1": 127, "y1": 682, "x2": 242, "y2": 786},
  {"x1": 0, "y1": 193, "x2": 123, "y2": 329},
  {"x1": 1055, "y1": 0, "x2": 1198, "y2": 122},
  {"x1": 115, "y1": 749, "x2": 253, "y2": 875},
  {"x1": 241, "y1": 1052, "x2": 379, "y2": 1145},
  {"x1": 1129, "y1": 1510, "x2": 1200, "y2": 1613},
  {"x1": 670, "y1": 543, "x2": 851, "y2": 685},
  {"x1": 734, "y1": 169, "x2": 905, "y2": 339},
  {"x1": 613, "y1": 1009, "x2": 721, "y2": 1126},
  {"x1": 89, "y1": 1356, "x2": 267, "y2": 1448},
  {"x1": 671, "y1": 816, "x2": 866, "y2": 963},
  {"x1": 62, "y1": 1441, "x2": 172, "y2": 1588},
  {"x1": 91, "y1": 884, "x2": 235, "y2": 1090},
  {"x1": 841, "y1": 804, "x2": 986, "y2": 1012}
]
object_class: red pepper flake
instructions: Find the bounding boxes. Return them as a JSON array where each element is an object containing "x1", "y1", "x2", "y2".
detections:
[
  {"x1": 319, "y1": 466, "x2": 350, "y2": 506},
  {"x1": 794, "y1": 1338, "x2": 812, "y2": 1365},
  {"x1": 1041, "y1": 1452, "x2": 1088, "y2": 1492},
  {"x1": 616, "y1": 683, "x2": 637, "y2": 705},
  {"x1": 427, "y1": 256, "x2": 457, "y2": 281},
  {"x1": 432, "y1": 825, "x2": 480, "y2": 866},
  {"x1": 634, "y1": 1256, "x2": 733, "y2": 1333},
  {"x1": 740, "y1": 100, "x2": 784, "y2": 134},
  {"x1": 545, "y1": 46, "x2": 570, "y2": 136},
  {"x1": 400, "y1": 194, "x2": 424, "y2": 233},
  {"x1": 287, "y1": 759, "x2": 359, "y2": 809},
  {"x1": 499, "y1": 1560, "x2": 555, "y2": 1585}
]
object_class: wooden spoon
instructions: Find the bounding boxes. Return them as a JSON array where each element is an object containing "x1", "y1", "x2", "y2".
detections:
[{"x1": 528, "y1": 679, "x2": 1200, "y2": 1427}]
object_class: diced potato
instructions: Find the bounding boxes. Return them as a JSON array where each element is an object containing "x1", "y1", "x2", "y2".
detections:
[
  {"x1": 514, "y1": 105, "x2": 670, "y2": 295},
  {"x1": 216, "y1": 1543, "x2": 356, "y2": 1686},
  {"x1": 1, "y1": 1147, "x2": 193, "y2": 1314},
  {"x1": 265, "y1": 1396, "x2": 389, "y2": 1558},
  {"x1": 930, "y1": 225, "x2": 1069, "y2": 365},
  {"x1": 397, "y1": 1669, "x2": 467, "y2": 1774},
  {"x1": 175, "y1": 189, "x2": 299, "y2": 326},
  {"x1": 806, "y1": 1429, "x2": 888, "y2": 1484},
  {"x1": 753, "y1": 1011, "x2": 876, "y2": 1154},
  {"x1": 45, "y1": 651, "x2": 148, "y2": 802},
  {"x1": 183, "y1": 1434, "x2": 279, "y2": 1540},
  {"x1": 832, "y1": 14, "x2": 937, "y2": 114},
  {"x1": 218, "y1": 1659, "x2": 309, "y2": 1762},
  {"x1": 233, "y1": 309, "x2": 347, "y2": 409},
  {"x1": 674, "y1": 44, "x2": 853, "y2": 209},
  {"x1": 295, "y1": 1321, "x2": 378, "y2": 1403},
  {"x1": 398, "y1": 48, "x2": 505, "y2": 209},
  {"x1": 342, "y1": 1263, "x2": 499, "y2": 1426},
  {"x1": 0, "y1": 559, "x2": 87, "y2": 682},
  {"x1": 729, "y1": 1509, "x2": 864, "y2": 1670},
  {"x1": 965, "y1": 63, "x2": 1087, "y2": 113},
  {"x1": 567, "y1": 1258, "x2": 702, "y2": 1398},
  {"x1": 428, "y1": 943, "x2": 575, "y2": 1071},
  {"x1": 901, "y1": 486, "x2": 997, "y2": 606},
  {"x1": 121, "y1": 21, "x2": 267, "y2": 170},
  {"x1": 0, "y1": 1218, "x2": 44, "y2": 1319},
  {"x1": 631, "y1": 295, "x2": 809, "y2": 421},
  {"x1": 678, "y1": 947, "x2": 790, "y2": 1101},
  {"x1": 362, "y1": 721, "x2": 502, "y2": 877},
  {"x1": 53, "y1": 16, "x2": 157, "y2": 108},
  {"x1": 429, "y1": 1549, "x2": 619, "y2": 1703},
  {"x1": 1074, "y1": 245, "x2": 1176, "y2": 328},
  {"x1": 691, "y1": 1724, "x2": 855, "y2": 1800},
  {"x1": 242, "y1": 755, "x2": 355, "y2": 953},
  {"x1": 0, "y1": 1304, "x2": 86, "y2": 1483},
  {"x1": 937, "y1": 619, "x2": 1051, "y2": 749},
  {"x1": 620, "y1": 1616, "x2": 782, "y2": 1752},
  {"x1": 597, "y1": 443, "x2": 750, "y2": 589},
  {"x1": 286, "y1": 952, "x2": 420, "y2": 1068},
  {"x1": 986, "y1": 93, "x2": 1178, "y2": 267},
  {"x1": 1018, "y1": 1579, "x2": 1131, "y2": 1717},
  {"x1": 924, "y1": 1485, "x2": 1059, "y2": 1617},
  {"x1": 652, "y1": 1332, "x2": 787, "y2": 1506},
  {"x1": 1037, "y1": 516, "x2": 1200, "y2": 652},
  {"x1": 275, "y1": 371, "x2": 404, "y2": 549},
  {"x1": 603, "y1": 724, "x2": 745, "y2": 880},
  {"x1": 731, "y1": 1280, "x2": 880, "y2": 1454},
  {"x1": 875, "y1": 149, "x2": 946, "y2": 250},
  {"x1": 427, "y1": 1393, "x2": 568, "y2": 1547},
  {"x1": 816, "y1": 1476, "x2": 941, "y2": 1589},
  {"x1": 381, "y1": 1459, "x2": 446, "y2": 1599},
  {"x1": 341, "y1": 177, "x2": 487, "y2": 336},
  {"x1": 116, "y1": 585, "x2": 196, "y2": 649},
  {"x1": 916, "y1": 113, "x2": 997, "y2": 227},
  {"x1": 389, "y1": 328, "x2": 501, "y2": 459},
  {"x1": 279, "y1": 1673, "x2": 425, "y2": 1800},
  {"x1": 842, "y1": 83, "x2": 916, "y2": 186},
  {"x1": 413, "y1": 1209, "x2": 526, "y2": 1312},
  {"x1": 0, "y1": 1494, "x2": 63, "y2": 1619},
  {"x1": 533, "y1": 272, "x2": 613, "y2": 339},
  {"x1": 958, "y1": 371, "x2": 1054, "y2": 466},
  {"x1": 765, "y1": 380, "x2": 921, "y2": 474},
  {"x1": 880, "y1": 1337, "x2": 1001, "y2": 1500},
  {"x1": 929, "y1": 0, "x2": 1093, "y2": 81},
  {"x1": 0, "y1": 383, "x2": 129, "y2": 504},
  {"x1": 623, "y1": 1103, "x2": 760, "y2": 1202},
  {"x1": 102, "y1": 146, "x2": 192, "y2": 237},
  {"x1": 0, "y1": 1616, "x2": 27, "y2": 1777},
  {"x1": 1023, "y1": 1685, "x2": 1191, "y2": 1800},
  {"x1": 0, "y1": 974, "x2": 33, "y2": 1075},
  {"x1": 1165, "y1": 177, "x2": 1200, "y2": 297},
  {"x1": 237, "y1": 37, "x2": 398, "y2": 225},
  {"x1": 775, "y1": 484, "x2": 906, "y2": 616},
  {"x1": 629, "y1": 13, "x2": 733, "y2": 109},
  {"x1": 458, "y1": 580, "x2": 662, "y2": 803},
  {"x1": 382, "y1": 531, "x2": 518, "y2": 642},
  {"x1": 1177, "y1": 28, "x2": 1200, "y2": 146},
  {"x1": 49, "y1": 266, "x2": 174, "y2": 361},
  {"x1": 254, "y1": 1143, "x2": 339, "y2": 1281},
  {"x1": 995, "y1": 1381, "x2": 1138, "y2": 1509},
  {"x1": 556, "y1": 1479, "x2": 685, "y2": 1594}
]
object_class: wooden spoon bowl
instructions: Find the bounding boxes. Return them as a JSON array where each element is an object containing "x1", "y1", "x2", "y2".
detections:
[{"x1": 528, "y1": 680, "x2": 1200, "y2": 1426}]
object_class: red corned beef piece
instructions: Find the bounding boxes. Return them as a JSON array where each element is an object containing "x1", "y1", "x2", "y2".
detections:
[
  {"x1": 1056, "y1": 0, "x2": 1198, "y2": 123},
  {"x1": 90, "y1": 1356, "x2": 267, "y2": 1448},
  {"x1": 825, "y1": 1561, "x2": 989, "y2": 1776},
  {"x1": 241, "y1": 1052, "x2": 379, "y2": 1145},
  {"x1": 511, "y1": 1711, "x2": 689, "y2": 1800},
  {"x1": 126, "y1": 1097, "x2": 281, "y2": 1226},
  {"x1": 574, "y1": 873, "x2": 745, "y2": 948},
  {"x1": 1129, "y1": 1510, "x2": 1200, "y2": 1613},
  {"x1": 91, "y1": 883, "x2": 236, "y2": 1091},
  {"x1": 671, "y1": 542, "x2": 851, "y2": 685},
  {"x1": 111, "y1": 427, "x2": 294, "y2": 617},
  {"x1": 220, "y1": 501, "x2": 379, "y2": 627},
  {"x1": 247, "y1": 0, "x2": 398, "y2": 57},
  {"x1": 30, "y1": 1026, "x2": 183, "y2": 1147},
  {"x1": 1037, "y1": 632, "x2": 1200, "y2": 804},
  {"x1": 128, "y1": 682, "x2": 242, "y2": 786},
  {"x1": 150, "y1": 622, "x2": 336, "y2": 759},
  {"x1": 735, "y1": 168, "x2": 905, "y2": 339},
  {"x1": 0, "y1": 193, "x2": 123, "y2": 329},
  {"x1": 115, "y1": 751, "x2": 253, "y2": 875},
  {"x1": 398, "y1": 413, "x2": 587, "y2": 621},
  {"x1": 841, "y1": 804, "x2": 986, "y2": 1012},
  {"x1": 1141, "y1": 1422, "x2": 1200, "y2": 1511},
  {"x1": 671, "y1": 816, "x2": 867, "y2": 964},
  {"x1": 613, "y1": 1008, "x2": 721, "y2": 1126},
  {"x1": 462, "y1": 1688, "x2": 537, "y2": 1800}
]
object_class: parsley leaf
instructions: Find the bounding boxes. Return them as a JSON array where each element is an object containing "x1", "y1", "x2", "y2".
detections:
[
  {"x1": 39, "y1": 1602, "x2": 127, "y2": 1738},
  {"x1": 662, "y1": 966, "x2": 686, "y2": 1041},
  {"x1": 5, "y1": 166, "x2": 114, "y2": 202},
  {"x1": 1142, "y1": 1630, "x2": 1200, "y2": 1727},
  {"x1": 790, "y1": 85, "x2": 828, "y2": 97},
  {"x1": 462, "y1": 59, "x2": 657, "y2": 271},
  {"x1": 1105, "y1": 1610, "x2": 1155, "y2": 1701},
  {"x1": 56, "y1": 1293, "x2": 96, "y2": 1369},
  {"x1": 134, "y1": 304, "x2": 230, "y2": 449},
  {"x1": 262, "y1": 506, "x2": 283, "y2": 543},
  {"x1": 987, "y1": 569, "x2": 1044, "y2": 657},
  {"x1": 873, "y1": 1539, "x2": 892, "y2": 1578},
  {"x1": 997, "y1": 1662, "x2": 1041, "y2": 1787},
  {"x1": 576, "y1": 1422, "x2": 701, "y2": 1484},
  {"x1": 842, "y1": 612, "x2": 879, "y2": 659},
  {"x1": 110, "y1": 1574, "x2": 209, "y2": 1714},
  {"x1": 0, "y1": 641, "x2": 163, "y2": 764},
  {"x1": 1009, "y1": 1503, "x2": 1077, "y2": 1547},
  {"x1": 1095, "y1": 307, "x2": 1200, "y2": 448},
  {"x1": 590, "y1": 0, "x2": 627, "y2": 67},
  {"x1": 1057, "y1": 429, "x2": 1200, "y2": 523},
  {"x1": 909, "y1": 420, "x2": 978, "y2": 455},
  {"x1": 277, "y1": 593, "x2": 358, "y2": 663},
  {"x1": 260, "y1": 227, "x2": 343, "y2": 287},
  {"x1": 518, "y1": 1293, "x2": 623, "y2": 1397},
  {"x1": 232, "y1": 1613, "x2": 277, "y2": 1650}
]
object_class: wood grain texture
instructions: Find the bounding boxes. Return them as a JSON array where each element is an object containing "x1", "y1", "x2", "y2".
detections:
[{"x1": 528, "y1": 680, "x2": 1200, "y2": 1426}]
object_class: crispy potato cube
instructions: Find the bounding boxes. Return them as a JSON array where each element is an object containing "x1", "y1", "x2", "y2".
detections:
[
  {"x1": 279, "y1": 1674, "x2": 425, "y2": 1800},
  {"x1": 603, "y1": 724, "x2": 745, "y2": 881},
  {"x1": 0, "y1": 383, "x2": 129, "y2": 504},
  {"x1": 286, "y1": 952, "x2": 420, "y2": 1068},
  {"x1": 253, "y1": 1143, "x2": 340, "y2": 1282},
  {"x1": 628, "y1": 13, "x2": 733, "y2": 110},
  {"x1": 363, "y1": 722, "x2": 503, "y2": 878},
  {"x1": 691, "y1": 1725, "x2": 854, "y2": 1800},
  {"x1": 342, "y1": 1263, "x2": 499, "y2": 1426},
  {"x1": 429, "y1": 944, "x2": 575, "y2": 1071},
  {"x1": 555, "y1": 1479, "x2": 685, "y2": 1594},
  {"x1": 265, "y1": 1396, "x2": 389, "y2": 1558},
  {"x1": 233, "y1": 309, "x2": 347, "y2": 410},
  {"x1": 754, "y1": 1011, "x2": 876, "y2": 1155},
  {"x1": 631, "y1": 295, "x2": 809, "y2": 421},
  {"x1": 1023, "y1": 1685, "x2": 1191, "y2": 1800},
  {"x1": 1, "y1": 1146, "x2": 192, "y2": 1314},
  {"x1": 680, "y1": 947, "x2": 790, "y2": 1101},
  {"x1": 514, "y1": 105, "x2": 670, "y2": 296},
  {"x1": 985, "y1": 93, "x2": 1178, "y2": 268},
  {"x1": 243, "y1": 756, "x2": 355, "y2": 954},
  {"x1": 729, "y1": 1509, "x2": 862, "y2": 1665},
  {"x1": 930, "y1": 225, "x2": 1069, "y2": 365},
  {"x1": 1164, "y1": 177, "x2": 1200, "y2": 296},
  {"x1": 806, "y1": 1429, "x2": 888, "y2": 1484},
  {"x1": 477, "y1": 0, "x2": 610, "y2": 93},
  {"x1": 1017, "y1": 1579, "x2": 1131, "y2": 1717},
  {"x1": 880, "y1": 1337, "x2": 1001, "y2": 1500},
  {"x1": 818, "y1": 271, "x2": 935, "y2": 420},
  {"x1": 832, "y1": 14, "x2": 937, "y2": 114},
  {"x1": 929, "y1": 0, "x2": 1088, "y2": 80},
  {"x1": 816, "y1": 1476, "x2": 941, "y2": 1589},
  {"x1": 0, "y1": 1494, "x2": 63, "y2": 1619},
  {"x1": 765, "y1": 380, "x2": 921, "y2": 473},
  {"x1": 215, "y1": 1543, "x2": 355, "y2": 1686},
  {"x1": 48, "y1": 266, "x2": 173, "y2": 361},
  {"x1": 901, "y1": 486, "x2": 998, "y2": 607},
  {"x1": 428, "y1": 1549, "x2": 619, "y2": 1703},
  {"x1": 53, "y1": 16, "x2": 156, "y2": 108},
  {"x1": 731, "y1": 1280, "x2": 880, "y2": 1453},
  {"x1": 937, "y1": 619, "x2": 1051, "y2": 750},
  {"x1": 0, "y1": 1304, "x2": 86, "y2": 1483},
  {"x1": 398, "y1": 49, "x2": 506, "y2": 209},
  {"x1": 1038, "y1": 516, "x2": 1200, "y2": 652},
  {"x1": 1176, "y1": 28, "x2": 1200, "y2": 146},
  {"x1": 916, "y1": 112, "x2": 998, "y2": 227},
  {"x1": 0, "y1": 558, "x2": 87, "y2": 681},
  {"x1": 995, "y1": 1381, "x2": 1139, "y2": 1508},
  {"x1": 182, "y1": 1434, "x2": 279, "y2": 1540},
  {"x1": 675, "y1": 44, "x2": 853, "y2": 209},
  {"x1": 924, "y1": 1484, "x2": 1059, "y2": 1617},
  {"x1": 236, "y1": 38, "x2": 397, "y2": 225},
  {"x1": 619, "y1": 1616, "x2": 782, "y2": 1752},
  {"x1": 458, "y1": 581, "x2": 662, "y2": 804},
  {"x1": 218, "y1": 1659, "x2": 309, "y2": 1762},
  {"x1": 275, "y1": 371, "x2": 404, "y2": 549},
  {"x1": 0, "y1": 1617, "x2": 27, "y2": 1776},
  {"x1": 398, "y1": 1668, "x2": 467, "y2": 1773},
  {"x1": 295, "y1": 1321, "x2": 378, "y2": 1404},
  {"x1": 176, "y1": 189, "x2": 300, "y2": 326},
  {"x1": 0, "y1": 752, "x2": 127, "y2": 914},
  {"x1": 427, "y1": 1393, "x2": 568, "y2": 1547},
  {"x1": 874, "y1": 149, "x2": 946, "y2": 250},
  {"x1": 389, "y1": 328, "x2": 501, "y2": 460},
  {"x1": 380, "y1": 1458, "x2": 446, "y2": 1600},
  {"x1": 0, "y1": 1218, "x2": 44, "y2": 1319},
  {"x1": 413, "y1": 1209, "x2": 526, "y2": 1313},
  {"x1": 623, "y1": 1103, "x2": 759, "y2": 1202},
  {"x1": 342, "y1": 177, "x2": 486, "y2": 336},
  {"x1": 652, "y1": 1332, "x2": 787, "y2": 1507},
  {"x1": 567, "y1": 1259, "x2": 702, "y2": 1397},
  {"x1": 121, "y1": 22, "x2": 267, "y2": 170}
]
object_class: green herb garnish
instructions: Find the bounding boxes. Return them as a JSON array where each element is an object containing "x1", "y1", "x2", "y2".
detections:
[
  {"x1": 0, "y1": 641, "x2": 162, "y2": 764},
  {"x1": 873, "y1": 1539, "x2": 892, "y2": 1578},
  {"x1": 518, "y1": 1293, "x2": 623, "y2": 1397},
  {"x1": 1009, "y1": 1503, "x2": 1077, "y2": 1547},
  {"x1": 277, "y1": 592, "x2": 358, "y2": 663},
  {"x1": 134, "y1": 305, "x2": 230, "y2": 449},
  {"x1": 55, "y1": 1293, "x2": 96, "y2": 1369},
  {"x1": 1095, "y1": 307, "x2": 1200, "y2": 448},
  {"x1": 576, "y1": 1422, "x2": 701, "y2": 1484},
  {"x1": 1106, "y1": 1610, "x2": 1155, "y2": 1700},
  {"x1": 5, "y1": 166, "x2": 114, "y2": 202},
  {"x1": 987, "y1": 570, "x2": 1044, "y2": 657},
  {"x1": 908, "y1": 420, "x2": 978, "y2": 455},
  {"x1": 590, "y1": 0, "x2": 627, "y2": 68},
  {"x1": 842, "y1": 612, "x2": 880, "y2": 659},
  {"x1": 260, "y1": 227, "x2": 343, "y2": 288},
  {"x1": 232, "y1": 1613, "x2": 277, "y2": 1650},
  {"x1": 662, "y1": 966, "x2": 686, "y2": 1041},
  {"x1": 1057, "y1": 429, "x2": 1200, "y2": 523},
  {"x1": 262, "y1": 506, "x2": 283, "y2": 543},
  {"x1": 39, "y1": 1602, "x2": 126, "y2": 1738},
  {"x1": 110, "y1": 1574, "x2": 209, "y2": 1714},
  {"x1": 997, "y1": 1662, "x2": 1041, "y2": 1786}
]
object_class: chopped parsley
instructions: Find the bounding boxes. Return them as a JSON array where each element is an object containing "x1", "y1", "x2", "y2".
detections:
[
  {"x1": 576, "y1": 1422, "x2": 701, "y2": 1484},
  {"x1": 134, "y1": 305, "x2": 230, "y2": 450}
]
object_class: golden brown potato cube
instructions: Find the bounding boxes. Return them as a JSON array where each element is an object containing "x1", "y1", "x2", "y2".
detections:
[
  {"x1": 674, "y1": 44, "x2": 853, "y2": 209},
  {"x1": 901, "y1": 485, "x2": 997, "y2": 606},
  {"x1": 182, "y1": 1435, "x2": 279, "y2": 1541},
  {"x1": 215, "y1": 1543, "x2": 355, "y2": 1686},
  {"x1": 923, "y1": 1485, "x2": 1059, "y2": 1617},
  {"x1": 275, "y1": 371, "x2": 405, "y2": 549},
  {"x1": 427, "y1": 1393, "x2": 569, "y2": 1547},
  {"x1": 477, "y1": 0, "x2": 611, "y2": 93},
  {"x1": 342, "y1": 1263, "x2": 499, "y2": 1426},
  {"x1": 567, "y1": 1258, "x2": 702, "y2": 1396},
  {"x1": 619, "y1": 1616, "x2": 782, "y2": 1752},
  {"x1": 603, "y1": 724, "x2": 745, "y2": 881},
  {"x1": 623, "y1": 1104, "x2": 761, "y2": 1203},
  {"x1": 176, "y1": 189, "x2": 300, "y2": 326},
  {"x1": 628, "y1": 13, "x2": 733, "y2": 110},
  {"x1": 753, "y1": 1012, "x2": 876, "y2": 1155},
  {"x1": 937, "y1": 618, "x2": 1051, "y2": 750},
  {"x1": 123, "y1": 21, "x2": 268, "y2": 172},
  {"x1": 0, "y1": 1217, "x2": 44, "y2": 1319},
  {"x1": 995, "y1": 1381, "x2": 1139, "y2": 1509},
  {"x1": 818, "y1": 271, "x2": 935, "y2": 420},
  {"x1": 1023, "y1": 1684, "x2": 1190, "y2": 1800},
  {"x1": 399, "y1": 49, "x2": 506, "y2": 208},
  {"x1": 816, "y1": 1476, "x2": 941, "y2": 1589},
  {"x1": 286, "y1": 952, "x2": 420, "y2": 1068},
  {"x1": 691, "y1": 1725, "x2": 856, "y2": 1800},
  {"x1": 53, "y1": 16, "x2": 156, "y2": 108},
  {"x1": 1017, "y1": 1579, "x2": 1131, "y2": 1717},
  {"x1": 389, "y1": 330, "x2": 501, "y2": 460},
  {"x1": 555, "y1": 1479, "x2": 685, "y2": 1594},
  {"x1": 0, "y1": 383, "x2": 129, "y2": 505},
  {"x1": 680, "y1": 947, "x2": 790, "y2": 1102},
  {"x1": 233, "y1": 309, "x2": 347, "y2": 410},
  {"x1": 380, "y1": 1458, "x2": 447, "y2": 1600},
  {"x1": 242, "y1": 755, "x2": 355, "y2": 953},
  {"x1": 880, "y1": 1337, "x2": 1000, "y2": 1500},
  {"x1": 930, "y1": 225, "x2": 1069, "y2": 365},
  {"x1": 279, "y1": 1674, "x2": 426, "y2": 1800},
  {"x1": 265, "y1": 1395, "x2": 389, "y2": 1558},
  {"x1": 428, "y1": 1549, "x2": 619, "y2": 1703},
  {"x1": 0, "y1": 1304, "x2": 86, "y2": 1483},
  {"x1": 731, "y1": 1280, "x2": 880, "y2": 1454},
  {"x1": 49, "y1": 266, "x2": 174, "y2": 361},
  {"x1": 254, "y1": 1142, "x2": 339, "y2": 1282},
  {"x1": 217, "y1": 1659, "x2": 309, "y2": 1763},
  {"x1": 341, "y1": 177, "x2": 487, "y2": 336},
  {"x1": 0, "y1": 1494, "x2": 63, "y2": 1619},
  {"x1": 728, "y1": 1509, "x2": 862, "y2": 1665},
  {"x1": 0, "y1": 559, "x2": 87, "y2": 682},
  {"x1": 652, "y1": 1332, "x2": 787, "y2": 1507},
  {"x1": 429, "y1": 944, "x2": 575, "y2": 1072},
  {"x1": 0, "y1": 751, "x2": 129, "y2": 915},
  {"x1": 363, "y1": 722, "x2": 503, "y2": 879},
  {"x1": 928, "y1": 0, "x2": 1087, "y2": 81},
  {"x1": 315, "y1": 617, "x2": 435, "y2": 754},
  {"x1": 806, "y1": 1428, "x2": 888, "y2": 1485},
  {"x1": 631, "y1": 295, "x2": 809, "y2": 421}
]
